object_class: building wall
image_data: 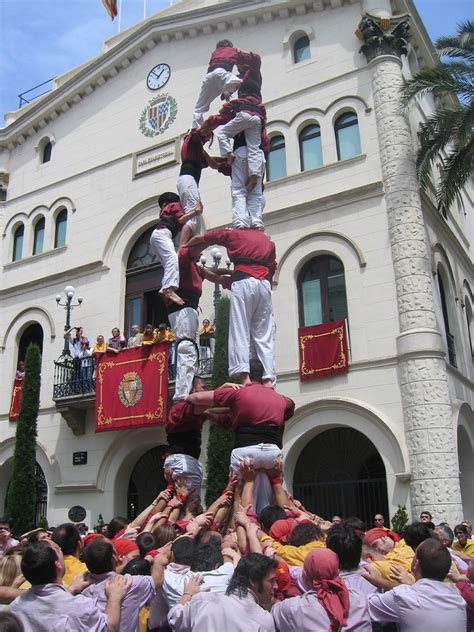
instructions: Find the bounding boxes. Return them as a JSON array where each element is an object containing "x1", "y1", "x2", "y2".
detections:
[{"x1": 0, "y1": 0, "x2": 472, "y2": 528}]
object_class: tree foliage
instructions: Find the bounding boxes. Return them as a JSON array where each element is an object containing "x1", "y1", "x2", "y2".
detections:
[
  {"x1": 391, "y1": 504, "x2": 409, "y2": 536},
  {"x1": 402, "y1": 20, "x2": 473, "y2": 215},
  {"x1": 205, "y1": 296, "x2": 235, "y2": 507},
  {"x1": 6, "y1": 344, "x2": 41, "y2": 536}
]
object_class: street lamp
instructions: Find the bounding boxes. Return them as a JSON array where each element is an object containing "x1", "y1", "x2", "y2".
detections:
[
  {"x1": 55, "y1": 285, "x2": 83, "y2": 357},
  {"x1": 211, "y1": 248, "x2": 222, "y2": 314}
]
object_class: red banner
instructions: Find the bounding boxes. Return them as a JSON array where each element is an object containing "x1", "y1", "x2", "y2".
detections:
[
  {"x1": 95, "y1": 344, "x2": 168, "y2": 432},
  {"x1": 9, "y1": 380, "x2": 23, "y2": 421},
  {"x1": 299, "y1": 320, "x2": 349, "y2": 381}
]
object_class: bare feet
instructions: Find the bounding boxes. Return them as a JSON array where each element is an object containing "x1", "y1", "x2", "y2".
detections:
[
  {"x1": 160, "y1": 288, "x2": 184, "y2": 305},
  {"x1": 246, "y1": 174, "x2": 258, "y2": 192}
]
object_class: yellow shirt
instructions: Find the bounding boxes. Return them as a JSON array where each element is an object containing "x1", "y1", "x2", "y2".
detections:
[
  {"x1": 139, "y1": 605, "x2": 149, "y2": 632},
  {"x1": 154, "y1": 328, "x2": 175, "y2": 343},
  {"x1": 371, "y1": 539, "x2": 414, "y2": 580},
  {"x1": 93, "y1": 342, "x2": 107, "y2": 353},
  {"x1": 63, "y1": 555, "x2": 88, "y2": 586},
  {"x1": 452, "y1": 538, "x2": 474, "y2": 557},
  {"x1": 262, "y1": 535, "x2": 325, "y2": 566}
]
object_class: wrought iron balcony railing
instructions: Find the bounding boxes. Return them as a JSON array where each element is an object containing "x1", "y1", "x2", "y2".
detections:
[{"x1": 53, "y1": 344, "x2": 214, "y2": 401}]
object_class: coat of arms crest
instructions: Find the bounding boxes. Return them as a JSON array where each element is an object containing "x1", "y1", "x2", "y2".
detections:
[
  {"x1": 118, "y1": 371, "x2": 143, "y2": 407},
  {"x1": 139, "y1": 93, "x2": 178, "y2": 138}
]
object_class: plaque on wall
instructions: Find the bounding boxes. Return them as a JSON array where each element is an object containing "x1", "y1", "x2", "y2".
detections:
[
  {"x1": 68, "y1": 505, "x2": 86, "y2": 522},
  {"x1": 73, "y1": 451, "x2": 88, "y2": 465},
  {"x1": 133, "y1": 138, "x2": 179, "y2": 178}
]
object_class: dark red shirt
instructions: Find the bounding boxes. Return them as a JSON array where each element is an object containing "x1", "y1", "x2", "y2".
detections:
[
  {"x1": 156, "y1": 201, "x2": 185, "y2": 237},
  {"x1": 166, "y1": 400, "x2": 204, "y2": 434},
  {"x1": 208, "y1": 46, "x2": 240, "y2": 72},
  {"x1": 213, "y1": 383, "x2": 294, "y2": 431},
  {"x1": 200, "y1": 228, "x2": 276, "y2": 281},
  {"x1": 181, "y1": 129, "x2": 208, "y2": 168},
  {"x1": 168, "y1": 246, "x2": 203, "y2": 314},
  {"x1": 238, "y1": 52, "x2": 262, "y2": 89},
  {"x1": 207, "y1": 95, "x2": 266, "y2": 128}
]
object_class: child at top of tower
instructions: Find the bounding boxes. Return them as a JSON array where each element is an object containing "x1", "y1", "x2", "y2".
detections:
[
  {"x1": 191, "y1": 39, "x2": 250, "y2": 129},
  {"x1": 177, "y1": 126, "x2": 231, "y2": 245},
  {"x1": 149, "y1": 192, "x2": 202, "y2": 305}
]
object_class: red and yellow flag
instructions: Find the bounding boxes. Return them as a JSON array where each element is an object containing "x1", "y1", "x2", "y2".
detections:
[{"x1": 102, "y1": 0, "x2": 118, "y2": 19}]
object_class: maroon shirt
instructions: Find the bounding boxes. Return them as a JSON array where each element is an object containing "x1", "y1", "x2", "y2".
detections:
[
  {"x1": 156, "y1": 201, "x2": 185, "y2": 238},
  {"x1": 238, "y1": 52, "x2": 262, "y2": 89},
  {"x1": 213, "y1": 383, "x2": 294, "y2": 431},
  {"x1": 166, "y1": 400, "x2": 204, "y2": 459},
  {"x1": 181, "y1": 129, "x2": 208, "y2": 167},
  {"x1": 207, "y1": 95, "x2": 266, "y2": 128},
  {"x1": 208, "y1": 46, "x2": 240, "y2": 72},
  {"x1": 168, "y1": 246, "x2": 203, "y2": 315},
  {"x1": 200, "y1": 228, "x2": 276, "y2": 281}
]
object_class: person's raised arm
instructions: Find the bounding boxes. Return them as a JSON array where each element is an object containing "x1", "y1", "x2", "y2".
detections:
[
  {"x1": 185, "y1": 234, "x2": 208, "y2": 258},
  {"x1": 104, "y1": 574, "x2": 132, "y2": 632},
  {"x1": 240, "y1": 459, "x2": 256, "y2": 509},
  {"x1": 129, "y1": 488, "x2": 173, "y2": 530},
  {"x1": 151, "y1": 543, "x2": 172, "y2": 588}
]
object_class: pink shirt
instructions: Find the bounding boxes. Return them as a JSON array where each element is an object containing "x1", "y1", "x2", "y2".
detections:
[
  {"x1": 368, "y1": 578, "x2": 466, "y2": 631},
  {"x1": 83, "y1": 571, "x2": 155, "y2": 632},
  {"x1": 168, "y1": 591, "x2": 275, "y2": 632},
  {"x1": 272, "y1": 591, "x2": 332, "y2": 631},
  {"x1": 9, "y1": 583, "x2": 109, "y2": 632}
]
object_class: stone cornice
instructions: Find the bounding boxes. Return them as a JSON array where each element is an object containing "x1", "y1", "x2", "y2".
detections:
[{"x1": 0, "y1": 0, "x2": 360, "y2": 147}]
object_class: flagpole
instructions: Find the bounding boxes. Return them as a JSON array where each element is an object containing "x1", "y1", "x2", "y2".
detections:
[{"x1": 118, "y1": 0, "x2": 123, "y2": 33}]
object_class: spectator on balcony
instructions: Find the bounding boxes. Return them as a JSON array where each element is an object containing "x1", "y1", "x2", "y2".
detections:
[
  {"x1": 127, "y1": 325, "x2": 142, "y2": 349},
  {"x1": 141, "y1": 324, "x2": 157, "y2": 346},
  {"x1": 154, "y1": 323, "x2": 176, "y2": 344},
  {"x1": 199, "y1": 319, "x2": 215, "y2": 362},
  {"x1": 93, "y1": 335, "x2": 107, "y2": 355},
  {"x1": 65, "y1": 326, "x2": 89, "y2": 380},
  {"x1": 15, "y1": 361, "x2": 25, "y2": 382},
  {"x1": 79, "y1": 341, "x2": 93, "y2": 386},
  {"x1": 107, "y1": 328, "x2": 126, "y2": 355}
]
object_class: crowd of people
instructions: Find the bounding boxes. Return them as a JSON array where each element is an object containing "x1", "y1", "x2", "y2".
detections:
[
  {"x1": 0, "y1": 465, "x2": 473, "y2": 631},
  {"x1": 4, "y1": 39, "x2": 473, "y2": 631}
]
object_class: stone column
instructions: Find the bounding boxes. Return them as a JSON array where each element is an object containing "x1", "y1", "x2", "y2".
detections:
[{"x1": 358, "y1": 14, "x2": 463, "y2": 524}]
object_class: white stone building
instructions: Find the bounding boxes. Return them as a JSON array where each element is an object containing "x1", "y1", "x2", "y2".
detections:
[{"x1": 0, "y1": 0, "x2": 472, "y2": 530}]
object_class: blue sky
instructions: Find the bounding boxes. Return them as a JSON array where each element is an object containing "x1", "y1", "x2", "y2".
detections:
[{"x1": 0, "y1": 0, "x2": 472, "y2": 121}]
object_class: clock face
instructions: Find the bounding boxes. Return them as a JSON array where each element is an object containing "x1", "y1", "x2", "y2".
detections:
[{"x1": 147, "y1": 63, "x2": 171, "y2": 90}]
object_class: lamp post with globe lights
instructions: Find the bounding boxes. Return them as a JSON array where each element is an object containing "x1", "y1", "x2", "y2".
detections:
[{"x1": 55, "y1": 285, "x2": 83, "y2": 357}]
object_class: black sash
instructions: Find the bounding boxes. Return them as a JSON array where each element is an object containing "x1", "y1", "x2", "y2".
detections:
[{"x1": 234, "y1": 424, "x2": 282, "y2": 449}]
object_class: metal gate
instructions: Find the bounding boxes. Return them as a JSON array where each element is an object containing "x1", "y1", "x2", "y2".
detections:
[{"x1": 293, "y1": 478, "x2": 389, "y2": 526}]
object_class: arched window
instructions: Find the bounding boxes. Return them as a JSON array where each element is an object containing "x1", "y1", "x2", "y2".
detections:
[
  {"x1": 299, "y1": 124, "x2": 322, "y2": 171},
  {"x1": 127, "y1": 446, "x2": 167, "y2": 519},
  {"x1": 267, "y1": 135, "x2": 287, "y2": 181},
  {"x1": 465, "y1": 299, "x2": 474, "y2": 358},
  {"x1": 42, "y1": 142, "x2": 52, "y2": 164},
  {"x1": 125, "y1": 227, "x2": 169, "y2": 336},
  {"x1": 18, "y1": 323, "x2": 44, "y2": 363},
  {"x1": 13, "y1": 224, "x2": 24, "y2": 261},
  {"x1": 33, "y1": 217, "x2": 45, "y2": 255},
  {"x1": 438, "y1": 273, "x2": 457, "y2": 367},
  {"x1": 54, "y1": 209, "x2": 67, "y2": 248},
  {"x1": 294, "y1": 35, "x2": 310, "y2": 63},
  {"x1": 298, "y1": 255, "x2": 348, "y2": 326},
  {"x1": 335, "y1": 112, "x2": 361, "y2": 160}
]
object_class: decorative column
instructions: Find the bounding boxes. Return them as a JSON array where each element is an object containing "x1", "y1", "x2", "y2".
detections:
[{"x1": 358, "y1": 13, "x2": 463, "y2": 523}]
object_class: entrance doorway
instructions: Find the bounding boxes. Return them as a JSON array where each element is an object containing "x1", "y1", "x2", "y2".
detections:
[
  {"x1": 127, "y1": 446, "x2": 167, "y2": 520},
  {"x1": 293, "y1": 427, "x2": 389, "y2": 525}
]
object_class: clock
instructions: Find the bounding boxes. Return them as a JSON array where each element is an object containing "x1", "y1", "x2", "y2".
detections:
[{"x1": 147, "y1": 63, "x2": 171, "y2": 90}]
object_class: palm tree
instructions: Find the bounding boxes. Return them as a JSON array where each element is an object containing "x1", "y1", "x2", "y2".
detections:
[{"x1": 402, "y1": 20, "x2": 473, "y2": 216}]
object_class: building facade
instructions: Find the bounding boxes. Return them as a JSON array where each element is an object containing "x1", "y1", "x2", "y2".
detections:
[{"x1": 0, "y1": 0, "x2": 472, "y2": 529}]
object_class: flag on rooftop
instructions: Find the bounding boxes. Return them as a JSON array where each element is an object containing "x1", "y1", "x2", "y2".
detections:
[{"x1": 102, "y1": 0, "x2": 118, "y2": 20}]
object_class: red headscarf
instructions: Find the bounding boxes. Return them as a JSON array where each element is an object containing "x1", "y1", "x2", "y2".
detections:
[
  {"x1": 364, "y1": 527, "x2": 399, "y2": 546},
  {"x1": 304, "y1": 549, "x2": 349, "y2": 632},
  {"x1": 269, "y1": 518, "x2": 297, "y2": 544}
]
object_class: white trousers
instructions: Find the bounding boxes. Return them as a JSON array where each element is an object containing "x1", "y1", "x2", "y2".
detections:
[
  {"x1": 192, "y1": 68, "x2": 241, "y2": 129},
  {"x1": 150, "y1": 228, "x2": 179, "y2": 291},
  {"x1": 168, "y1": 307, "x2": 199, "y2": 401},
  {"x1": 229, "y1": 277, "x2": 275, "y2": 381},
  {"x1": 164, "y1": 453, "x2": 203, "y2": 500},
  {"x1": 177, "y1": 175, "x2": 203, "y2": 236},
  {"x1": 230, "y1": 444, "x2": 282, "y2": 515},
  {"x1": 216, "y1": 112, "x2": 263, "y2": 176},
  {"x1": 231, "y1": 145, "x2": 265, "y2": 228}
]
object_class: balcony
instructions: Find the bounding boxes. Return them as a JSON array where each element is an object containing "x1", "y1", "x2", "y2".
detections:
[{"x1": 53, "y1": 344, "x2": 214, "y2": 434}]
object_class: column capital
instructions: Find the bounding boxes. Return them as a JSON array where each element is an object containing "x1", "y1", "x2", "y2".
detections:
[{"x1": 357, "y1": 12, "x2": 411, "y2": 63}]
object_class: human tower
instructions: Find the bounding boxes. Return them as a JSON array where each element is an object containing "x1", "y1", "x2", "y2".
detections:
[{"x1": 148, "y1": 40, "x2": 294, "y2": 509}]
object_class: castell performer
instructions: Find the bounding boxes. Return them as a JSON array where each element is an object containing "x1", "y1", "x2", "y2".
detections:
[
  {"x1": 149, "y1": 192, "x2": 202, "y2": 305},
  {"x1": 188, "y1": 359, "x2": 295, "y2": 514},
  {"x1": 187, "y1": 226, "x2": 276, "y2": 386},
  {"x1": 191, "y1": 39, "x2": 248, "y2": 129}
]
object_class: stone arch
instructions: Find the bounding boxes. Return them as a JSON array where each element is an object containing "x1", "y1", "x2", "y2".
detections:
[
  {"x1": 96, "y1": 426, "x2": 167, "y2": 517},
  {"x1": 282, "y1": 24, "x2": 316, "y2": 49},
  {"x1": 456, "y1": 403, "x2": 474, "y2": 519},
  {"x1": 274, "y1": 230, "x2": 366, "y2": 288},
  {"x1": 432, "y1": 242, "x2": 459, "y2": 300},
  {"x1": 283, "y1": 398, "x2": 410, "y2": 513},
  {"x1": 1, "y1": 307, "x2": 56, "y2": 351}
]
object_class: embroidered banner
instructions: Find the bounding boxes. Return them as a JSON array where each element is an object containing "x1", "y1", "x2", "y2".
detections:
[
  {"x1": 95, "y1": 344, "x2": 168, "y2": 432},
  {"x1": 299, "y1": 320, "x2": 349, "y2": 381},
  {"x1": 9, "y1": 380, "x2": 23, "y2": 421}
]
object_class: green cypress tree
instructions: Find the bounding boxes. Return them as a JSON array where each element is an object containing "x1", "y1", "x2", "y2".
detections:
[
  {"x1": 6, "y1": 343, "x2": 41, "y2": 535},
  {"x1": 205, "y1": 296, "x2": 235, "y2": 506}
]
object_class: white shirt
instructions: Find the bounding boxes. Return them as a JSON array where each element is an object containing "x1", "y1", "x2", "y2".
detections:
[
  {"x1": 161, "y1": 561, "x2": 234, "y2": 608},
  {"x1": 368, "y1": 577, "x2": 466, "y2": 631}
]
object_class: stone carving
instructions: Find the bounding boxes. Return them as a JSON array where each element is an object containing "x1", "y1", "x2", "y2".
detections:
[{"x1": 357, "y1": 13, "x2": 410, "y2": 62}]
